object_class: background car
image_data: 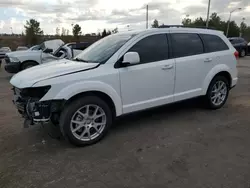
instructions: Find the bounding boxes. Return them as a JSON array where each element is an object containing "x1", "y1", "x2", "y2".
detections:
[
  {"x1": 16, "y1": 46, "x2": 29, "y2": 51},
  {"x1": 4, "y1": 39, "x2": 86, "y2": 73},
  {"x1": 4, "y1": 39, "x2": 64, "y2": 73},
  {"x1": 229, "y1": 37, "x2": 248, "y2": 57},
  {"x1": 0, "y1": 47, "x2": 11, "y2": 60}
]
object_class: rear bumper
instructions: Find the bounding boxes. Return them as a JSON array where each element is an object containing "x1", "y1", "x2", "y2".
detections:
[
  {"x1": 5, "y1": 62, "x2": 21, "y2": 73},
  {"x1": 231, "y1": 77, "x2": 238, "y2": 88}
]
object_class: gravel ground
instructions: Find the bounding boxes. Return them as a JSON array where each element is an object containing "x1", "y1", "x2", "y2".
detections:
[{"x1": 0, "y1": 58, "x2": 250, "y2": 188}]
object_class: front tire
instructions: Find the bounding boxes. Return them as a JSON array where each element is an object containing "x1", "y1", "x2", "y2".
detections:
[
  {"x1": 21, "y1": 61, "x2": 37, "y2": 70},
  {"x1": 60, "y1": 96, "x2": 113, "y2": 146},
  {"x1": 204, "y1": 76, "x2": 229, "y2": 109}
]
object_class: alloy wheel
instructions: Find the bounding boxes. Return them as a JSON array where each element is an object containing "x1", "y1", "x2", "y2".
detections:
[
  {"x1": 70, "y1": 104, "x2": 107, "y2": 141},
  {"x1": 210, "y1": 80, "x2": 228, "y2": 106}
]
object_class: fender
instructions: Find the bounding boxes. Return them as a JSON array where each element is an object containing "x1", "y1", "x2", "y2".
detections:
[
  {"x1": 15, "y1": 51, "x2": 42, "y2": 64},
  {"x1": 42, "y1": 81, "x2": 123, "y2": 116},
  {"x1": 202, "y1": 64, "x2": 232, "y2": 95}
]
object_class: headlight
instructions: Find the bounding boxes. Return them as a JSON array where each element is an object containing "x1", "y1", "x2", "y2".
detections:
[
  {"x1": 9, "y1": 56, "x2": 20, "y2": 63},
  {"x1": 20, "y1": 85, "x2": 51, "y2": 99}
]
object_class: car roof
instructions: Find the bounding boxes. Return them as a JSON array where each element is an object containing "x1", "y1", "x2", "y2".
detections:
[
  {"x1": 228, "y1": 37, "x2": 244, "y2": 40},
  {"x1": 67, "y1": 42, "x2": 92, "y2": 44},
  {"x1": 116, "y1": 27, "x2": 224, "y2": 37}
]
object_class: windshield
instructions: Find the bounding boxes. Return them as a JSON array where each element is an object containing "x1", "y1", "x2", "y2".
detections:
[
  {"x1": 40, "y1": 43, "x2": 46, "y2": 51},
  {"x1": 74, "y1": 33, "x2": 135, "y2": 64},
  {"x1": 29, "y1": 45, "x2": 40, "y2": 51}
]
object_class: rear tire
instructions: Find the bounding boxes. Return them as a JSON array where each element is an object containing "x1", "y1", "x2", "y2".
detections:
[
  {"x1": 204, "y1": 76, "x2": 229, "y2": 109},
  {"x1": 60, "y1": 96, "x2": 113, "y2": 146},
  {"x1": 240, "y1": 49, "x2": 246, "y2": 57},
  {"x1": 21, "y1": 61, "x2": 37, "y2": 70}
]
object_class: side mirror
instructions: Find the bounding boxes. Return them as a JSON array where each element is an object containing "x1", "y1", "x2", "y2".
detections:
[
  {"x1": 122, "y1": 52, "x2": 140, "y2": 65},
  {"x1": 43, "y1": 48, "x2": 53, "y2": 53}
]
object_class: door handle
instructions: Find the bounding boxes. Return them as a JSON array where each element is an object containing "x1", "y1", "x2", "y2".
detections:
[
  {"x1": 162, "y1": 64, "x2": 173, "y2": 70},
  {"x1": 204, "y1": 58, "x2": 212, "y2": 63}
]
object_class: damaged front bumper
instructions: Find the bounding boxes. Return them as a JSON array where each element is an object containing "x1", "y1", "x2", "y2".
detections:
[{"x1": 12, "y1": 87, "x2": 63, "y2": 127}]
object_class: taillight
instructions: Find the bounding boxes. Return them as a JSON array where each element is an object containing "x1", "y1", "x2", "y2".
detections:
[{"x1": 234, "y1": 51, "x2": 239, "y2": 59}]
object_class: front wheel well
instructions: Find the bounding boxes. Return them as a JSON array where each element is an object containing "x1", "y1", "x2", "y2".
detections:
[
  {"x1": 21, "y1": 60, "x2": 39, "y2": 69},
  {"x1": 65, "y1": 91, "x2": 116, "y2": 119}
]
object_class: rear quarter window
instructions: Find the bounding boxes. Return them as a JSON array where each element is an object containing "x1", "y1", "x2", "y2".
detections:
[{"x1": 200, "y1": 34, "x2": 229, "y2": 53}]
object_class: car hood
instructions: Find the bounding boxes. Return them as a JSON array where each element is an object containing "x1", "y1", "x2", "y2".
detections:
[
  {"x1": 10, "y1": 59, "x2": 99, "y2": 88},
  {"x1": 6, "y1": 50, "x2": 41, "y2": 58}
]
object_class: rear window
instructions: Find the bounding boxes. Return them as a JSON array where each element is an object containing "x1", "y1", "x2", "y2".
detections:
[
  {"x1": 229, "y1": 39, "x2": 237, "y2": 44},
  {"x1": 201, "y1": 34, "x2": 229, "y2": 53},
  {"x1": 170, "y1": 33, "x2": 204, "y2": 58}
]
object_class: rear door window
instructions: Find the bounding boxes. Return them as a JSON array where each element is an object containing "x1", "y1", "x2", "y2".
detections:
[
  {"x1": 170, "y1": 33, "x2": 204, "y2": 58},
  {"x1": 201, "y1": 34, "x2": 229, "y2": 53}
]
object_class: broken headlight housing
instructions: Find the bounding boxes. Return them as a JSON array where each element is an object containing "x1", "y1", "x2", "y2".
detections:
[{"x1": 20, "y1": 85, "x2": 51, "y2": 99}]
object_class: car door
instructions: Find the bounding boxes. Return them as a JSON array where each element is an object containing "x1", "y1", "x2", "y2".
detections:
[
  {"x1": 118, "y1": 33, "x2": 175, "y2": 114},
  {"x1": 170, "y1": 32, "x2": 209, "y2": 101}
]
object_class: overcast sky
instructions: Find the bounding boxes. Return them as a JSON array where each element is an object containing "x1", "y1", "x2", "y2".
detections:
[{"x1": 0, "y1": 0, "x2": 249, "y2": 34}]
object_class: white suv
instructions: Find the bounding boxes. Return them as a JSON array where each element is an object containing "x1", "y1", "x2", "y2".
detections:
[{"x1": 10, "y1": 28, "x2": 238, "y2": 146}]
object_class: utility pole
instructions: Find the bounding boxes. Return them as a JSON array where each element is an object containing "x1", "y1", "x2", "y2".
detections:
[
  {"x1": 226, "y1": 8, "x2": 242, "y2": 37},
  {"x1": 206, "y1": 0, "x2": 211, "y2": 28},
  {"x1": 146, "y1": 5, "x2": 148, "y2": 29}
]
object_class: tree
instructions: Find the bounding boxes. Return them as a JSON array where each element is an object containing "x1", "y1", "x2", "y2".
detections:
[
  {"x1": 240, "y1": 21, "x2": 247, "y2": 37},
  {"x1": 182, "y1": 18, "x2": 192, "y2": 26},
  {"x1": 72, "y1": 24, "x2": 81, "y2": 39},
  {"x1": 101, "y1": 29, "x2": 107, "y2": 38},
  {"x1": 56, "y1": 27, "x2": 60, "y2": 36},
  {"x1": 192, "y1": 17, "x2": 206, "y2": 27},
  {"x1": 209, "y1": 13, "x2": 221, "y2": 28},
  {"x1": 151, "y1": 19, "x2": 159, "y2": 28},
  {"x1": 227, "y1": 21, "x2": 240, "y2": 37},
  {"x1": 24, "y1": 19, "x2": 43, "y2": 45},
  {"x1": 180, "y1": 12, "x2": 240, "y2": 37},
  {"x1": 61, "y1": 27, "x2": 66, "y2": 36},
  {"x1": 107, "y1": 30, "x2": 112, "y2": 35},
  {"x1": 97, "y1": 32, "x2": 101, "y2": 37}
]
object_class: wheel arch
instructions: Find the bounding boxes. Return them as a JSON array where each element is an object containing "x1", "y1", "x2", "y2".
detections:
[
  {"x1": 202, "y1": 65, "x2": 232, "y2": 95},
  {"x1": 65, "y1": 90, "x2": 117, "y2": 119},
  {"x1": 21, "y1": 60, "x2": 39, "y2": 69},
  {"x1": 47, "y1": 81, "x2": 123, "y2": 117}
]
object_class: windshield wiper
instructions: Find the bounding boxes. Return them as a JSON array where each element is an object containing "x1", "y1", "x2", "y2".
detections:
[{"x1": 73, "y1": 58, "x2": 99, "y2": 64}]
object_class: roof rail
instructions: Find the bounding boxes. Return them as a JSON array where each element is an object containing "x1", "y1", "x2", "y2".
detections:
[
  {"x1": 158, "y1": 25, "x2": 184, "y2": 28},
  {"x1": 158, "y1": 25, "x2": 217, "y2": 30}
]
